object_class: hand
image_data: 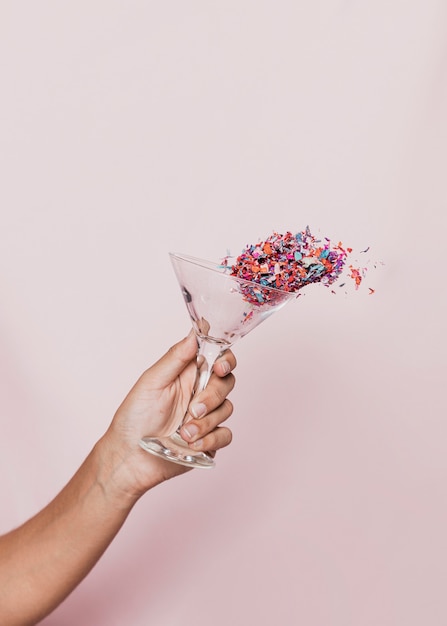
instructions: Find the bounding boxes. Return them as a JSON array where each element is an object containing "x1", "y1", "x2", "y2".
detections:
[{"x1": 100, "y1": 332, "x2": 236, "y2": 498}]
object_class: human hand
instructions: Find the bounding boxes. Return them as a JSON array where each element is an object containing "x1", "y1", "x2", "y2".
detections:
[
  {"x1": 0, "y1": 333, "x2": 235, "y2": 626},
  {"x1": 99, "y1": 332, "x2": 236, "y2": 499}
]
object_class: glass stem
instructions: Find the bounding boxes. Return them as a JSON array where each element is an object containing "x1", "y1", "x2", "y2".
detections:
[
  {"x1": 176, "y1": 337, "x2": 226, "y2": 434},
  {"x1": 194, "y1": 338, "x2": 226, "y2": 396}
]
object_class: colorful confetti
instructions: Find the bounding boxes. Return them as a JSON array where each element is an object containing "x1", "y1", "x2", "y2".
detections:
[{"x1": 223, "y1": 227, "x2": 371, "y2": 305}]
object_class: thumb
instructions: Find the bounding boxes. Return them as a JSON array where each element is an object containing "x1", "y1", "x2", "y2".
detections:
[{"x1": 148, "y1": 331, "x2": 198, "y2": 387}]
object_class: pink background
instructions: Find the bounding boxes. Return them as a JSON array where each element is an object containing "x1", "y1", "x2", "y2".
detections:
[{"x1": 1, "y1": 2, "x2": 446, "y2": 624}]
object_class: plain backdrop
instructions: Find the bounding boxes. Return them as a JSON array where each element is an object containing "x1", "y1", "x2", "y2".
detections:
[{"x1": 1, "y1": 2, "x2": 446, "y2": 625}]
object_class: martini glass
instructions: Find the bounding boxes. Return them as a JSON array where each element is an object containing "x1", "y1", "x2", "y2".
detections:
[{"x1": 139, "y1": 252, "x2": 296, "y2": 469}]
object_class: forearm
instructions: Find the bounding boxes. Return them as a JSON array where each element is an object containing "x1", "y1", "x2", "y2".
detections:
[
  {"x1": 0, "y1": 439, "x2": 142, "y2": 626},
  {"x1": 0, "y1": 335, "x2": 236, "y2": 625}
]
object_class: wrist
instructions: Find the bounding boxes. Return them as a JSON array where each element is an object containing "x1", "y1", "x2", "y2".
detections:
[{"x1": 94, "y1": 431, "x2": 167, "y2": 505}]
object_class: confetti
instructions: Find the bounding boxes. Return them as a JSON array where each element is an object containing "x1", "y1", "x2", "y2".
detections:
[{"x1": 223, "y1": 228, "x2": 367, "y2": 305}]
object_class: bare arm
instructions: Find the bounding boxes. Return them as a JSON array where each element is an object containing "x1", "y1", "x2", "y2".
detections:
[
  {"x1": 0, "y1": 333, "x2": 236, "y2": 625},
  {"x1": 0, "y1": 442, "x2": 137, "y2": 625}
]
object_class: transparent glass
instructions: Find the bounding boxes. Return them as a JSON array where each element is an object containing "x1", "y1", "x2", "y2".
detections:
[{"x1": 139, "y1": 253, "x2": 296, "y2": 469}]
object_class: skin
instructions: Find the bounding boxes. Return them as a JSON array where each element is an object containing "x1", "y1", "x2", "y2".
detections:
[{"x1": 0, "y1": 332, "x2": 236, "y2": 626}]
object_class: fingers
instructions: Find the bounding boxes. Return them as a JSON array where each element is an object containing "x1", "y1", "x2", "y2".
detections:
[
  {"x1": 187, "y1": 349, "x2": 236, "y2": 419},
  {"x1": 213, "y1": 350, "x2": 237, "y2": 378},
  {"x1": 190, "y1": 426, "x2": 233, "y2": 454},
  {"x1": 145, "y1": 331, "x2": 198, "y2": 387},
  {"x1": 150, "y1": 341, "x2": 236, "y2": 453},
  {"x1": 180, "y1": 399, "x2": 234, "y2": 451},
  {"x1": 189, "y1": 371, "x2": 235, "y2": 420},
  {"x1": 180, "y1": 352, "x2": 236, "y2": 450},
  {"x1": 179, "y1": 349, "x2": 236, "y2": 451},
  {"x1": 144, "y1": 338, "x2": 236, "y2": 389}
]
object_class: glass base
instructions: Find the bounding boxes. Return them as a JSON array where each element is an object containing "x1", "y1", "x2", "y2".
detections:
[{"x1": 139, "y1": 432, "x2": 215, "y2": 469}]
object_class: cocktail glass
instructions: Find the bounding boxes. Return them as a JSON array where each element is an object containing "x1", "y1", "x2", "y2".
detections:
[{"x1": 139, "y1": 252, "x2": 296, "y2": 468}]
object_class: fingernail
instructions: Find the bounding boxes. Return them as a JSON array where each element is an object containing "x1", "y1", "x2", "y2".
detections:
[
  {"x1": 190, "y1": 402, "x2": 206, "y2": 418},
  {"x1": 191, "y1": 438, "x2": 203, "y2": 449},
  {"x1": 220, "y1": 360, "x2": 231, "y2": 375},
  {"x1": 182, "y1": 423, "x2": 199, "y2": 440}
]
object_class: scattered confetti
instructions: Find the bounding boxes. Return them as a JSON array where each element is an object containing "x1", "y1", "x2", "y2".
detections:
[
  {"x1": 348, "y1": 265, "x2": 362, "y2": 290},
  {"x1": 223, "y1": 227, "x2": 376, "y2": 305}
]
